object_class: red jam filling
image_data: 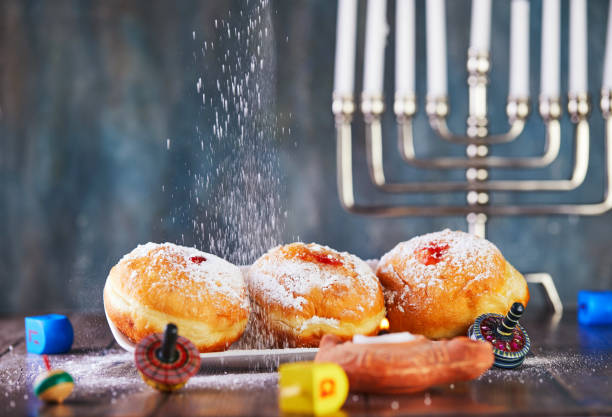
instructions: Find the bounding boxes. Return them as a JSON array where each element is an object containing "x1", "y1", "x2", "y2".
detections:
[
  {"x1": 190, "y1": 256, "x2": 207, "y2": 264},
  {"x1": 291, "y1": 247, "x2": 343, "y2": 267},
  {"x1": 415, "y1": 242, "x2": 449, "y2": 266},
  {"x1": 479, "y1": 316, "x2": 525, "y2": 352}
]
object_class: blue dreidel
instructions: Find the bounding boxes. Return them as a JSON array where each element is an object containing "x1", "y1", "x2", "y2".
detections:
[
  {"x1": 25, "y1": 314, "x2": 74, "y2": 354},
  {"x1": 578, "y1": 291, "x2": 612, "y2": 325}
]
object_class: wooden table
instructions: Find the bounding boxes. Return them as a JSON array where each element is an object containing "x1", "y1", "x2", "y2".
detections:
[{"x1": 1, "y1": 310, "x2": 611, "y2": 416}]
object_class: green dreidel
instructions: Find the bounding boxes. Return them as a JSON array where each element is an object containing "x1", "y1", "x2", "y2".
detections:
[{"x1": 33, "y1": 355, "x2": 74, "y2": 403}]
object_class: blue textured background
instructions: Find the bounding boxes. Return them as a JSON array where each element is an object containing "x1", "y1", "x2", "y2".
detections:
[{"x1": 1, "y1": 0, "x2": 611, "y2": 313}]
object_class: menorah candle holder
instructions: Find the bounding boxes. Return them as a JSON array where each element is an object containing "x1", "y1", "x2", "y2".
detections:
[{"x1": 332, "y1": 0, "x2": 612, "y2": 315}]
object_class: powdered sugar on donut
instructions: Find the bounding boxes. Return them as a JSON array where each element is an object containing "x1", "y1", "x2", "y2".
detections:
[
  {"x1": 247, "y1": 243, "x2": 381, "y2": 312},
  {"x1": 120, "y1": 242, "x2": 249, "y2": 309},
  {"x1": 377, "y1": 229, "x2": 502, "y2": 291},
  {"x1": 297, "y1": 316, "x2": 340, "y2": 332}
]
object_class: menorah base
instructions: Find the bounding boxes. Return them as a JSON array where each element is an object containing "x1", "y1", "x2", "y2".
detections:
[{"x1": 524, "y1": 273, "x2": 563, "y2": 319}]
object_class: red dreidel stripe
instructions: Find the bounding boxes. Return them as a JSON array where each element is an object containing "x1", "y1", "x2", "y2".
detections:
[{"x1": 43, "y1": 354, "x2": 52, "y2": 371}]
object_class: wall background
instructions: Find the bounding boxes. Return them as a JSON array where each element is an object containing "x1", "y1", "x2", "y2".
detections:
[{"x1": 1, "y1": 0, "x2": 611, "y2": 313}]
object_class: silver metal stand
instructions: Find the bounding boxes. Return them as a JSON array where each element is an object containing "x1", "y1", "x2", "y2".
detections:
[{"x1": 333, "y1": 41, "x2": 612, "y2": 318}]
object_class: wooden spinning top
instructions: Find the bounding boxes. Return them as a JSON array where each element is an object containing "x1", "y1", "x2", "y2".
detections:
[
  {"x1": 33, "y1": 355, "x2": 74, "y2": 403},
  {"x1": 134, "y1": 323, "x2": 201, "y2": 392},
  {"x1": 468, "y1": 302, "x2": 531, "y2": 369}
]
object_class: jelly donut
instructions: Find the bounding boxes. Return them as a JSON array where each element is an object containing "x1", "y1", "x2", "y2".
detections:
[
  {"x1": 104, "y1": 242, "x2": 250, "y2": 352},
  {"x1": 376, "y1": 229, "x2": 529, "y2": 339},
  {"x1": 246, "y1": 243, "x2": 386, "y2": 347}
]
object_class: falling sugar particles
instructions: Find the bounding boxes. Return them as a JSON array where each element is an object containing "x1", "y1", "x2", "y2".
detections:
[
  {"x1": 164, "y1": 0, "x2": 286, "y2": 269},
  {"x1": 158, "y1": 1, "x2": 290, "y2": 351}
]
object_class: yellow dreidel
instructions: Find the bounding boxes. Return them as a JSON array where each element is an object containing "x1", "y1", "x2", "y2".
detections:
[{"x1": 279, "y1": 362, "x2": 349, "y2": 416}]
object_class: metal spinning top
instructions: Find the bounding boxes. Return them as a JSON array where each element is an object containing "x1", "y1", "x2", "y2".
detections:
[
  {"x1": 134, "y1": 323, "x2": 201, "y2": 392},
  {"x1": 468, "y1": 302, "x2": 530, "y2": 369}
]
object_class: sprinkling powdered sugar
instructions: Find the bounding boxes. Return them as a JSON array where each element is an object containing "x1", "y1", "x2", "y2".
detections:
[
  {"x1": 0, "y1": 349, "x2": 278, "y2": 401},
  {"x1": 187, "y1": 372, "x2": 278, "y2": 391},
  {"x1": 181, "y1": 0, "x2": 286, "y2": 266},
  {"x1": 119, "y1": 242, "x2": 249, "y2": 309}
]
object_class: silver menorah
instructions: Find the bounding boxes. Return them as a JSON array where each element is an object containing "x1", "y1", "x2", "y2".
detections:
[{"x1": 332, "y1": 0, "x2": 612, "y2": 315}]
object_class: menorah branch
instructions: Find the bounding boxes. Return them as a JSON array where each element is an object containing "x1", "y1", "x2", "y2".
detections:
[
  {"x1": 425, "y1": 51, "x2": 529, "y2": 145},
  {"x1": 361, "y1": 97, "x2": 588, "y2": 192},
  {"x1": 333, "y1": 94, "x2": 612, "y2": 217},
  {"x1": 398, "y1": 113, "x2": 561, "y2": 169}
]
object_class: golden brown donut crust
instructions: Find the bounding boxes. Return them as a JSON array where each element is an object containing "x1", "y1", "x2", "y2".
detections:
[
  {"x1": 246, "y1": 243, "x2": 386, "y2": 348},
  {"x1": 376, "y1": 230, "x2": 529, "y2": 339},
  {"x1": 104, "y1": 243, "x2": 250, "y2": 352}
]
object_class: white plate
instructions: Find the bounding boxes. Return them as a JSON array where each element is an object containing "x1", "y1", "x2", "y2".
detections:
[
  {"x1": 104, "y1": 309, "x2": 317, "y2": 368},
  {"x1": 105, "y1": 263, "x2": 317, "y2": 368},
  {"x1": 104, "y1": 261, "x2": 380, "y2": 368}
]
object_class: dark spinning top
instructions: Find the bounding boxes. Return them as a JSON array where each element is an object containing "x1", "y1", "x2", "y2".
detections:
[
  {"x1": 134, "y1": 323, "x2": 201, "y2": 392},
  {"x1": 468, "y1": 302, "x2": 530, "y2": 369}
]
